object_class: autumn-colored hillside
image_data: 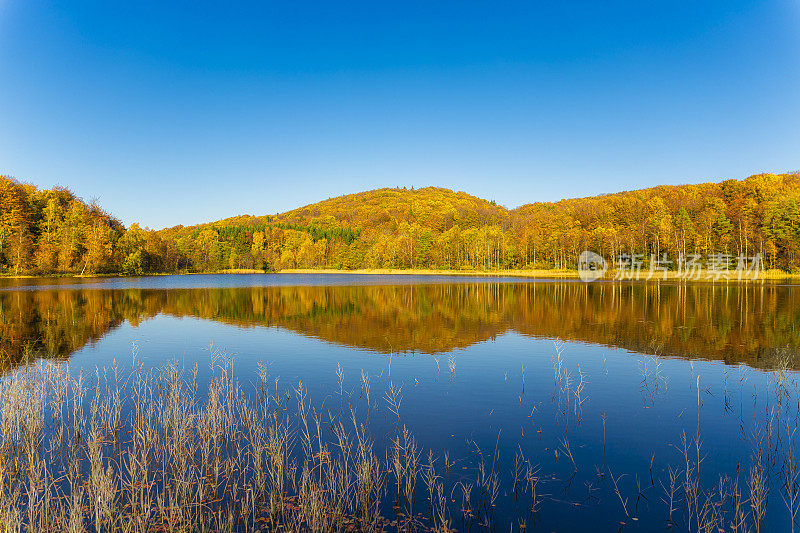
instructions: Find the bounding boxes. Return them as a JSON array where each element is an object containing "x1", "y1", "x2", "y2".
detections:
[
  {"x1": 0, "y1": 176, "x2": 124, "y2": 275},
  {"x1": 162, "y1": 187, "x2": 506, "y2": 235},
  {"x1": 279, "y1": 187, "x2": 508, "y2": 231},
  {"x1": 157, "y1": 186, "x2": 511, "y2": 271},
  {"x1": 511, "y1": 172, "x2": 800, "y2": 270},
  {"x1": 2, "y1": 173, "x2": 799, "y2": 275}
]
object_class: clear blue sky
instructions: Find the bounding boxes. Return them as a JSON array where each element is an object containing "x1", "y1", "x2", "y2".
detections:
[{"x1": 1, "y1": 1, "x2": 798, "y2": 229}]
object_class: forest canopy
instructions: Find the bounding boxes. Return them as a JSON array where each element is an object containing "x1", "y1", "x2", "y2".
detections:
[{"x1": 1, "y1": 172, "x2": 799, "y2": 275}]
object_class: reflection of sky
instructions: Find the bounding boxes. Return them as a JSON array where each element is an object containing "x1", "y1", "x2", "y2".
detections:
[{"x1": 62, "y1": 313, "x2": 787, "y2": 531}]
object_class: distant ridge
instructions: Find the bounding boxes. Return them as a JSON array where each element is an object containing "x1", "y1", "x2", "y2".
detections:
[
  {"x1": 1, "y1": 173, "x2": 799, "y2": 275},
  {"x1": 162, "y1": 186, "x2": 507, "y2": 233}
]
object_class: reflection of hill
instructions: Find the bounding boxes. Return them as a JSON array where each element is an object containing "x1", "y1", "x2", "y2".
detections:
[
  {"x1": 0, "y1": 290, "x2": 128, "y2": 367},
  {"x1": 158, "y1": 285, "x2": 510, "y2": 354},
  {"x1": 1, "y1": 282, "x2": 798, "y2": 370},
  {"x1": 507, "y1": 283, "x2": 800, "y2": 368}
]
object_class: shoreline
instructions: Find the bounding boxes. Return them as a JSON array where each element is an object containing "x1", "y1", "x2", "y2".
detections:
[
  {"x1": 264, "y1": 268, "x2": 581, "y2": 278},
  {"x1": 221, "y1": 267, "x2": 800, "y2": 282},
  {"x1": 2, "y1": 267, "x2": 799, "y2": 281}
]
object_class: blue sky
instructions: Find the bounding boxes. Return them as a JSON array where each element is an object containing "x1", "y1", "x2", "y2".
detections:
[{"x1": 1, "y1": 1, "x2": 798, "y2": 229}]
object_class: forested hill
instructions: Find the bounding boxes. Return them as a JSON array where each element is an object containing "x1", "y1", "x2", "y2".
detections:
[
  {"x1": 0, "y1": 177, "x2": 123, "y2": 275},
  {"x1": 165, "y1": 187, "x2": 507, "y2": 233},
  {"x1": 1, "y1": 173, "x2": 799, "y2": 275}
]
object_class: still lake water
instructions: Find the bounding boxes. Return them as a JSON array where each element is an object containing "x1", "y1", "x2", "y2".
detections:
[{"x1": 2, "y1": 274, "x2": 800, "y2": 531}]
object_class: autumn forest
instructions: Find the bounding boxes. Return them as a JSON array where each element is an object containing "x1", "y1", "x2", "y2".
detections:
[{"x1": 1, "y1": 172, "x2": 798, "y2": 276}]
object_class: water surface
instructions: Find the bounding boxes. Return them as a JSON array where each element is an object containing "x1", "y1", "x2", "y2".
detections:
[{"x1": 1, "y1": 274, "x2": 799, "y2": 530}]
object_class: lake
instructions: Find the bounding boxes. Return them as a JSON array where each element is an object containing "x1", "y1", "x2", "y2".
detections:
[{"x1": 1, "y1": 274, "x2": 799, "y2": 531}]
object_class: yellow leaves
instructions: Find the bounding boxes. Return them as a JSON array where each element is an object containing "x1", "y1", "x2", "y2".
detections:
[{"x1": 4, "y1": 172, "x2": 800, "y2": 275}]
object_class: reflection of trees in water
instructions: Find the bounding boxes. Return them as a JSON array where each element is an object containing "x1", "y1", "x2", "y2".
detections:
[{"x1": 1, "y1": 283, "x2": 798, "y2": 370}]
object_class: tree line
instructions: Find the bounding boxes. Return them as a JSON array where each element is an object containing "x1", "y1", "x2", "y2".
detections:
[{"x1": 1, "y1": 172, "x2": 798, "y2": 276}]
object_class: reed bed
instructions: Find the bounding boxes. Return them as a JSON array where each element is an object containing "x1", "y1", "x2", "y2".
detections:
[
  {"x1": 0, "y1": 343, "x2": 798, "y2": 532},
  {"x1": 0, "y1": 355, "x2": 469, "y2": 532}
]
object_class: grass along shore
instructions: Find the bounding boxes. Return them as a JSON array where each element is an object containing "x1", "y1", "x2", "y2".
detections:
[
  {"x1": 2, "y1": 267, "x2": 799, "y2": 281},
  {"x1": 235, "y1": 268, "x2": 582, "y2": 278},
  {"x1": 184, "y1": 267, "x2": 800, "y2": 281}
]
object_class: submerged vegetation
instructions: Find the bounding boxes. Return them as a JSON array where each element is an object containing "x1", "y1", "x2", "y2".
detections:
[
  {"x1": 0, "y1": 342, "x2": 799, "y2": 531},
  {"x1": 1, "y1": 172, "x2": 799, "y2": 276}
]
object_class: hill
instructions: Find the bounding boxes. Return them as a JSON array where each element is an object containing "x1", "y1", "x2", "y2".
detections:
[
  {"x1": 158, "y1": 187, "x2": 510, "y2": 271},
  {"x1": 511, "y1": 173, "x2": 800, "y2": 270},
  {"x1": 0, "y1": 175, "x2": 123, "y2": 275},
  {"x1": 2, "y1": 173, "x2": 799, "y2": 275},
  {"x1": 162, "y1": 186, "x2": 506, "y2": 235}
]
